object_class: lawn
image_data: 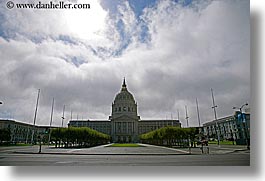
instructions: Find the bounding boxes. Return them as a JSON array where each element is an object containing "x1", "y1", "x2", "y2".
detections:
[
  {"x1": 208, "y1": 140, "x2": 235, "y2": 145},
  {"x1": 108, "y1": 143, "x2": 143, "y2": 147}
]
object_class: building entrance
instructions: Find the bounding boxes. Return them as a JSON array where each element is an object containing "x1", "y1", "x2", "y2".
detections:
[{"x1": 116, "y1": 135, "x2": 133, "y2": 143}]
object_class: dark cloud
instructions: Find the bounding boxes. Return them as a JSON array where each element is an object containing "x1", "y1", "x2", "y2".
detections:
[{"x1": 0, "y1": 0, "x2": 250, "y2": 127}]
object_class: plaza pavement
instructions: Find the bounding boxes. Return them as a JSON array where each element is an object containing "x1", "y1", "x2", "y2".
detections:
[
  {"x1": 9, "y1": 143, "x2": 250, "y2": 155},
  {"x1": 175, "y1": 144, "x2": 250, "y2": 155}
]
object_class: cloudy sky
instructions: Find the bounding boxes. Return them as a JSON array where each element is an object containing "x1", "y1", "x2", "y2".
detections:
[{"x1": 0, "y1": 0, "x2": 249, "y2": 127}]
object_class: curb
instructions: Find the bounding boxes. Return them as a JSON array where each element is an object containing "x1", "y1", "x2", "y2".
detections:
[
  {"x1": 13, "y1": 151, "x2": 191, "y2": 156},
  {"x1": 13, "y1": 149, "x2": 249, "y2": 156}
]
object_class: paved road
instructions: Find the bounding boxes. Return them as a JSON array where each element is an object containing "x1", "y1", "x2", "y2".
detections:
[
  {"x1": 0, "y1": 152, "x2": 249, "y2": 166},
  {"x1": 0, "y1": 144, "x2": 250, "y2": 166}
]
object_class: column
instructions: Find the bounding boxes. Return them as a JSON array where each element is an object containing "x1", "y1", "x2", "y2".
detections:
[{"x1": 126, "y1": 122, "x2": 129, "y2": 134}]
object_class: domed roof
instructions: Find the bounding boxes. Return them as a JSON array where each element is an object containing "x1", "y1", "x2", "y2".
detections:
[{"x1": 114, "y1": 78, "x2": 135, "y2": 103}]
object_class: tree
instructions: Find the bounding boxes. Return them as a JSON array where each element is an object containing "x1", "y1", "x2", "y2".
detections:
[
  {"x1": 50, "y1": 127, "x2": 110, "y2": 148},
  {"x1": 139, "y1": 126, "x2": 198, "y2": 148},
  {"x1": 0, "y1": 128, "x2": 11, "y2": 144}
]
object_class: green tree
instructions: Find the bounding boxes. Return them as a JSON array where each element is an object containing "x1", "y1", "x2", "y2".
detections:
[
  {"x1": 0, "y1": 128, "x2": 11, "y2": 144},
  {"x1": 50, "y1": 127, "x2": 110, "y2": 148}
]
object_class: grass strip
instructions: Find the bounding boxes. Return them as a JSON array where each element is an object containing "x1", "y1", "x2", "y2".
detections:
[{"x1": 107, "y1": 143, "x2": 144, "y2": 147}]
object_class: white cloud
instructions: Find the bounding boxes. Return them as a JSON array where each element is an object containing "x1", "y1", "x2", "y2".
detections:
[{"x1": 0, "y1": 0, "x2": 250, "y2": 127}]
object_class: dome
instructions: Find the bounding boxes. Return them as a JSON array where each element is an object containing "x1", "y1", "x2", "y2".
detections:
[
  {"x1": 114, "y1": 78, "x2": 135, "y2": 104},
  {"x1": 114, "y1": 91, "x2": 135, "y2": 103},
  {"x1": 111, "y1": 78, "x2": 138, "y2": 117}
]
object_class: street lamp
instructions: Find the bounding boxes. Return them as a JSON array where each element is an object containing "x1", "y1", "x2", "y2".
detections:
[
  {"x1": 233, "y1": 103, "x2": 249, "y2": 149},
  {"x1": 61, "y1": 116, "x2": 65, "y2": 127},
  {"x1": 232, "y1": 103, "x2": 248, "y2": 111}
]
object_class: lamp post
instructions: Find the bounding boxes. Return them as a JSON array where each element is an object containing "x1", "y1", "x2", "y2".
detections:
[
  {"x1": 233, "y1": 103, "x2": 249, "y2": 149},
  {"x1": 185, "y1": 105, "x2": 191, "y2": 153},
  {"x1": 0, "y1": 102, "x2": 3, "y2": 120},
  {"x1": 229, "y1": 128, "x2": 235, "y2": 145}
]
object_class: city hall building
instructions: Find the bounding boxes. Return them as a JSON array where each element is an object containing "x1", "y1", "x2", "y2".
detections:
[{"x1": 68, "y1": 79, "x2": 181, "y2": 143}]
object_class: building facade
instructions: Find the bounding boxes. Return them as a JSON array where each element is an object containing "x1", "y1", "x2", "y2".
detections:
[
  {"x1": 68, "y1": 120, "x2": 111, "y2": 135},
  {"x1": 0, "y1": 119, "x2": 54, "y2": 144},
  {"x1": 68, "y1": 78, "x2": 181, "y2": 143},
  {"x1": 202, "y1": 111, "x2": 250, "y2": 145}
]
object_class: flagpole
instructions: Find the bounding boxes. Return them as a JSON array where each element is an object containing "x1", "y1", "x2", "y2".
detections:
[
  {"x1": 31, "y1": 89, "x2": 40, "y2": 145},
  {"x1": 196, "y1": 98, "x2": 201, "y2": 127},
  {"x1": 48, "y1": 98, "x2": 54, "y2": 147},
  {"x1": 211, "y1": 88, "x2": 220, "y2": 146},
  {"x1": 185, "y1": 105, "x2": 189, "y2": 127}
]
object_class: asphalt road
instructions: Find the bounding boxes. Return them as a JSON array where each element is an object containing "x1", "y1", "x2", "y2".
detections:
[
  {"x1": 0, "y1": 152, "x2": 249, "y2": 166},
  {"x1": 0, "y1": 144, "x2": 250, "y2": 166}
]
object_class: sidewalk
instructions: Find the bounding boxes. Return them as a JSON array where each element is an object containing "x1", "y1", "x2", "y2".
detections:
[
  {"x1": 10, "y1": 143, "x2": 250, "y2": 155},
  {"x1": 175, "y1": 144, "x2": 250, "y2": 155},
  {"x1": 12, "y1": 144, "x2": 188, "y2": 155}
]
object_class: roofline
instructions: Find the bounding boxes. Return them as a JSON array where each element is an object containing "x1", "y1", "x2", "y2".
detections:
[
  {"x1": 139, "y1": 119, "x2": 180, "y2": 122},
  {"x1": 0, "y1": 119, "x2": 57, "y2": 128}
]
